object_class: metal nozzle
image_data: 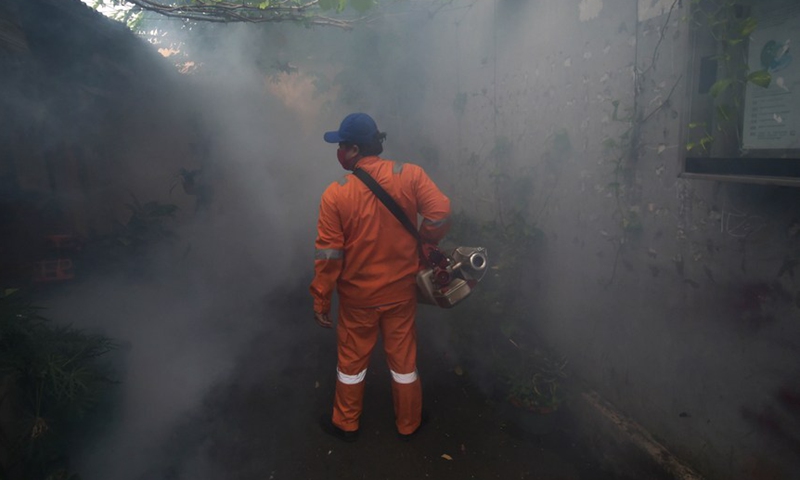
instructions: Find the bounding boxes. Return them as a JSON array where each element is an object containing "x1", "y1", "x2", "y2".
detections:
[{"x1": 469, "y1": 252, "x2": 487, "y2": 271}]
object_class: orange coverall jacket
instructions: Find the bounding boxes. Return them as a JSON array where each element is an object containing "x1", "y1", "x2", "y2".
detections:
[{"x1": 311, "y1": 156, "x2": 451, "y2": 313}]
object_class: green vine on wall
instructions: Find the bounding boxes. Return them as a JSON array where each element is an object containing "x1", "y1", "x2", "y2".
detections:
[
  {"x1": 599, "y1": 0, "x2": 689, "y2": 285},
  {"x1": 604, "y1": 104, "x2": 643, "y2": 235},
  {"x1": 443, "y1": 131, "x2": 557, "y2": 410},
  {"x1": 686, "y1": 0, "x2": 772, "y2": 154},
  {"x1": 601, "y1": 99, "x2": 644, "y2": 286}
]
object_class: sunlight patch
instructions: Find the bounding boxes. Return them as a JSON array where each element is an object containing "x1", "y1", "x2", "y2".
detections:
[{"x1": 265, "y1": 71, "x2": 337, "y2": 131}]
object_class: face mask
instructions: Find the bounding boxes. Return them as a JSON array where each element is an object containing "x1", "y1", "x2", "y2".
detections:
[{"x1": 337, "y1": 147, "x2": 357, "y2": 171}]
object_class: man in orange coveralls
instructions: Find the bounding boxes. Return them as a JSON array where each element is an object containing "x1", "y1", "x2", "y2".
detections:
[{"x1": 311, "y1": 113, "x2": 451, "y2": 442}]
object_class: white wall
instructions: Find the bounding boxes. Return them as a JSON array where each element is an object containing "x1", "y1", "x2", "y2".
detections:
[{"x1": 330, "y1": 1, "x2": 800, "y2": 478}]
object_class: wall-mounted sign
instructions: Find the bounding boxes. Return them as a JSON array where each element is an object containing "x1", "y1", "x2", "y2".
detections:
[{"x1": 742, "y1": 6, "x2": 799, "y2": 150}]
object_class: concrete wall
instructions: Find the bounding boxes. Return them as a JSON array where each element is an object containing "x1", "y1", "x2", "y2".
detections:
[
  {"x1": 1, "y1": 0, "x2": 197, "y2": 239},
  {"x1": 309, "y1": 1, "x2": 800, "y2": 478},
  {"x1": 0, "y1": 0, "x2": 203, "y2": 285}
]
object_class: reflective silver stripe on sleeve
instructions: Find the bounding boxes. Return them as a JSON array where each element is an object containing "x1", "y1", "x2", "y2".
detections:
[
  {"x1": 393, "y1": 162, "x2": 404, "y2": 174},
  {"x1": 422, "y1": 216, "x2": 450, "y2": 228},
  {"x1": 337, "y1": 368, "x2": 367, "y2": 385},
  {"x1": 390, "y1": 369, "x2": 419, "y2": 384},
  {"x1": 315, "y1": 248, "x2": 344, "y2": 260}
]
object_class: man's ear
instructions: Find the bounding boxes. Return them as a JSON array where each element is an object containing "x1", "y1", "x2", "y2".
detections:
[{"x1": 351, "y1": 144, "x2": 361, "y2": 157}]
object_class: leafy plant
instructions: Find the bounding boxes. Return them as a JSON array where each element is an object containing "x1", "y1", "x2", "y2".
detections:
[
  {"x1": 118, "y1": 194, "x2": 178, "y2": 251},
  {"x1": 686, "y1": 121, "x2": 715, "y2": 153},
  {"x1": 507, "y1": 348, "x2": 568, "y2": 413},
  {"x1": 687, "y1": 0, "x2": 771, "y2": 153},
  {"x1": 444, "y1": 211, "x2": 550, "y2": 393},
  {"x1": 89, "y1": 0, "x2": 381, "y2": 29},
  {"x1": 603, "y1": 100, "x2": 641, "y2": 234},
  {"x1": 170, "y1": 168, "x2": 214, "y2": 214},
  {"x1": 82, "y1": 194, "x2": 178, "y2": 274},
  {"x1": 0, "y1": 289, "x2": 116, "y2": 479}
]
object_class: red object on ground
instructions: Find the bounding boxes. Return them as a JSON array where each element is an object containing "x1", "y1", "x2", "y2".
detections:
[{"x1": 32, "y1": 234, "x2": 77, "y2": 282}]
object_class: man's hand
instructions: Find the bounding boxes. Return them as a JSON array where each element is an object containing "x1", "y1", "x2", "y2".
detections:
[
  {"x1": 421, "y1": 243, "x2": 444, "y2": 267},
  {"x1": 314, "y1": 311, "x2": 333, "y2": 329}
]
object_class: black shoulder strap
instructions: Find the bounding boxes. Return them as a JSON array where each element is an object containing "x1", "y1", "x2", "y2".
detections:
[{"x1": 352, "y1": 168, "x2": 424, "y2": 247}]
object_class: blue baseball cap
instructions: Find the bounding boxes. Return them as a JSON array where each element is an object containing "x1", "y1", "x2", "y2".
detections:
[{"x1": 324, "y1": 113, "x2": 379, "y2": 145}]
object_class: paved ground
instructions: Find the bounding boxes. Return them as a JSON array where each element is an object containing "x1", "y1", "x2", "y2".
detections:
[{"x1": 155, "y1": 291, "x2": 620, "y2": 480}]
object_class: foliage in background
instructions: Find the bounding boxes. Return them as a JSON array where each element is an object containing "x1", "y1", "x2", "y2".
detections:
[
  {"x1": 117, "y1": 194, "x2": 178, "y2": 251},
  {"x1": 86, "y1": 0, "x2": 381, "y2": 29},
  {"x1": 445, "y1": 207, "x2": 570, "y2": 412},
  {"x1": 687, "y1": 0, "x2": 771, "y2": 154},
  {"x1": 171, "y1": 168, "x2": 215, "y2": 214},
  {"x1": 601, "y1": 96, "x2": 647, "y2": 285},
  {"x1": 0, "y1": 289, "x2": 116, "y2": 480},
  {"x1": 85, "y1": 0, "x2": 143, "y2": 29},
  {"x1": 507, "y1": 348, "x2": 568, "y2": 413},
  {"x1": 439, "y1": 124, "x2": 571, "y2": 411},
  {"x1": 82, "y1": 194, "x2": 178, "y2": 275}
]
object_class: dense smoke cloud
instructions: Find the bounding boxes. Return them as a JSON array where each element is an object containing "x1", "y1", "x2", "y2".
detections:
[
  {"x1": 37, "y1": 18, "x2": 357, "y2": 479},
  {"x1": 45, "y1": 7, "x2": 495, "y2": 477}
]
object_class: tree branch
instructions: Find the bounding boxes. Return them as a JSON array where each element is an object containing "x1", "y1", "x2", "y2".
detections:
[
  {"x1": 639, "y1": 0, "x2": 680, "y2": 77},
  {"x1": 125, "y1": 0, "x2": 357, "y2": 29},
  {"x1": 641, "y1": 74, "x2": 684, "y2": 124}
]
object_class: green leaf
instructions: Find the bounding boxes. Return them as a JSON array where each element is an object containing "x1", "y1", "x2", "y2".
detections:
[
  {"x1": 349, "y1": 0, "x2": 375, "y2": 13},
  {"x1": 716, "y1": 105, "x2": 731, "y2": 121},
  {"x1": 709, "y1": 78, "x2": 732, "y2": 98},
  {"x1": 710, "y1": 53, "x2": 731, "y2": 63},
  {"x1": 747, "y1": 70, "x2": 771, "y2": 88},
  {"x1": 258, "y1": 1, "x2": 269, "y2": 9},
  {"x1": 740, "y1": 17, "x2": 758, "y2": 37}
]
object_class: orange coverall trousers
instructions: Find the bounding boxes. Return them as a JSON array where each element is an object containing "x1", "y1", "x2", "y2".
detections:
[{"x1": 333, "y1": 297, "x2": 421, "y2": 435}]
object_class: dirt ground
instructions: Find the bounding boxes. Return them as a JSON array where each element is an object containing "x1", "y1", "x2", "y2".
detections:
[{"x1": 155, "y1": 291, "x2": 621, "y2": 480}]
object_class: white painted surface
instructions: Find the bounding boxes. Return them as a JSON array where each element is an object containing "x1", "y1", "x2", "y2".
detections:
[
  {"x1": 579, "y1": 0, "x2": 604, "y2": 22},
  {"x1": 638, "y1": 0, "x2": 677, "y2": 22}
]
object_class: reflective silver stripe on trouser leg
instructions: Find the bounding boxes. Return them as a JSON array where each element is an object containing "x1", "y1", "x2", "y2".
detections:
[
  {"x1": 315, "y1": 248, "x2": 344, "y2": 260},
  {"x1": 390, "y1": 369, "x2": 419, "y2": 384},
  {"x1": 337, "y1": 368, "x2": 367, "y2": 385}
]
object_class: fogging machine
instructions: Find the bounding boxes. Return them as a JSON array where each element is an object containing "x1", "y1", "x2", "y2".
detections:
[{"x1": 353, "y1": 168, "x2": 488, "y2": 308}]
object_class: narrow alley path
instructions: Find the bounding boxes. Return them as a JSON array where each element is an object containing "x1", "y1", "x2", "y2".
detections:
[{"x1": 156, "y1": 287, "x2": 619, "y2": 480}]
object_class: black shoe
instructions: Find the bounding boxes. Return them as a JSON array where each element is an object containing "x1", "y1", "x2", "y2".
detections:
[
  {"x1": 398, "y1": 411, "x2": 429, "y2": 442},
  {"x1": 319, "y1": 415, "x2": 359, "y2": 443}
]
